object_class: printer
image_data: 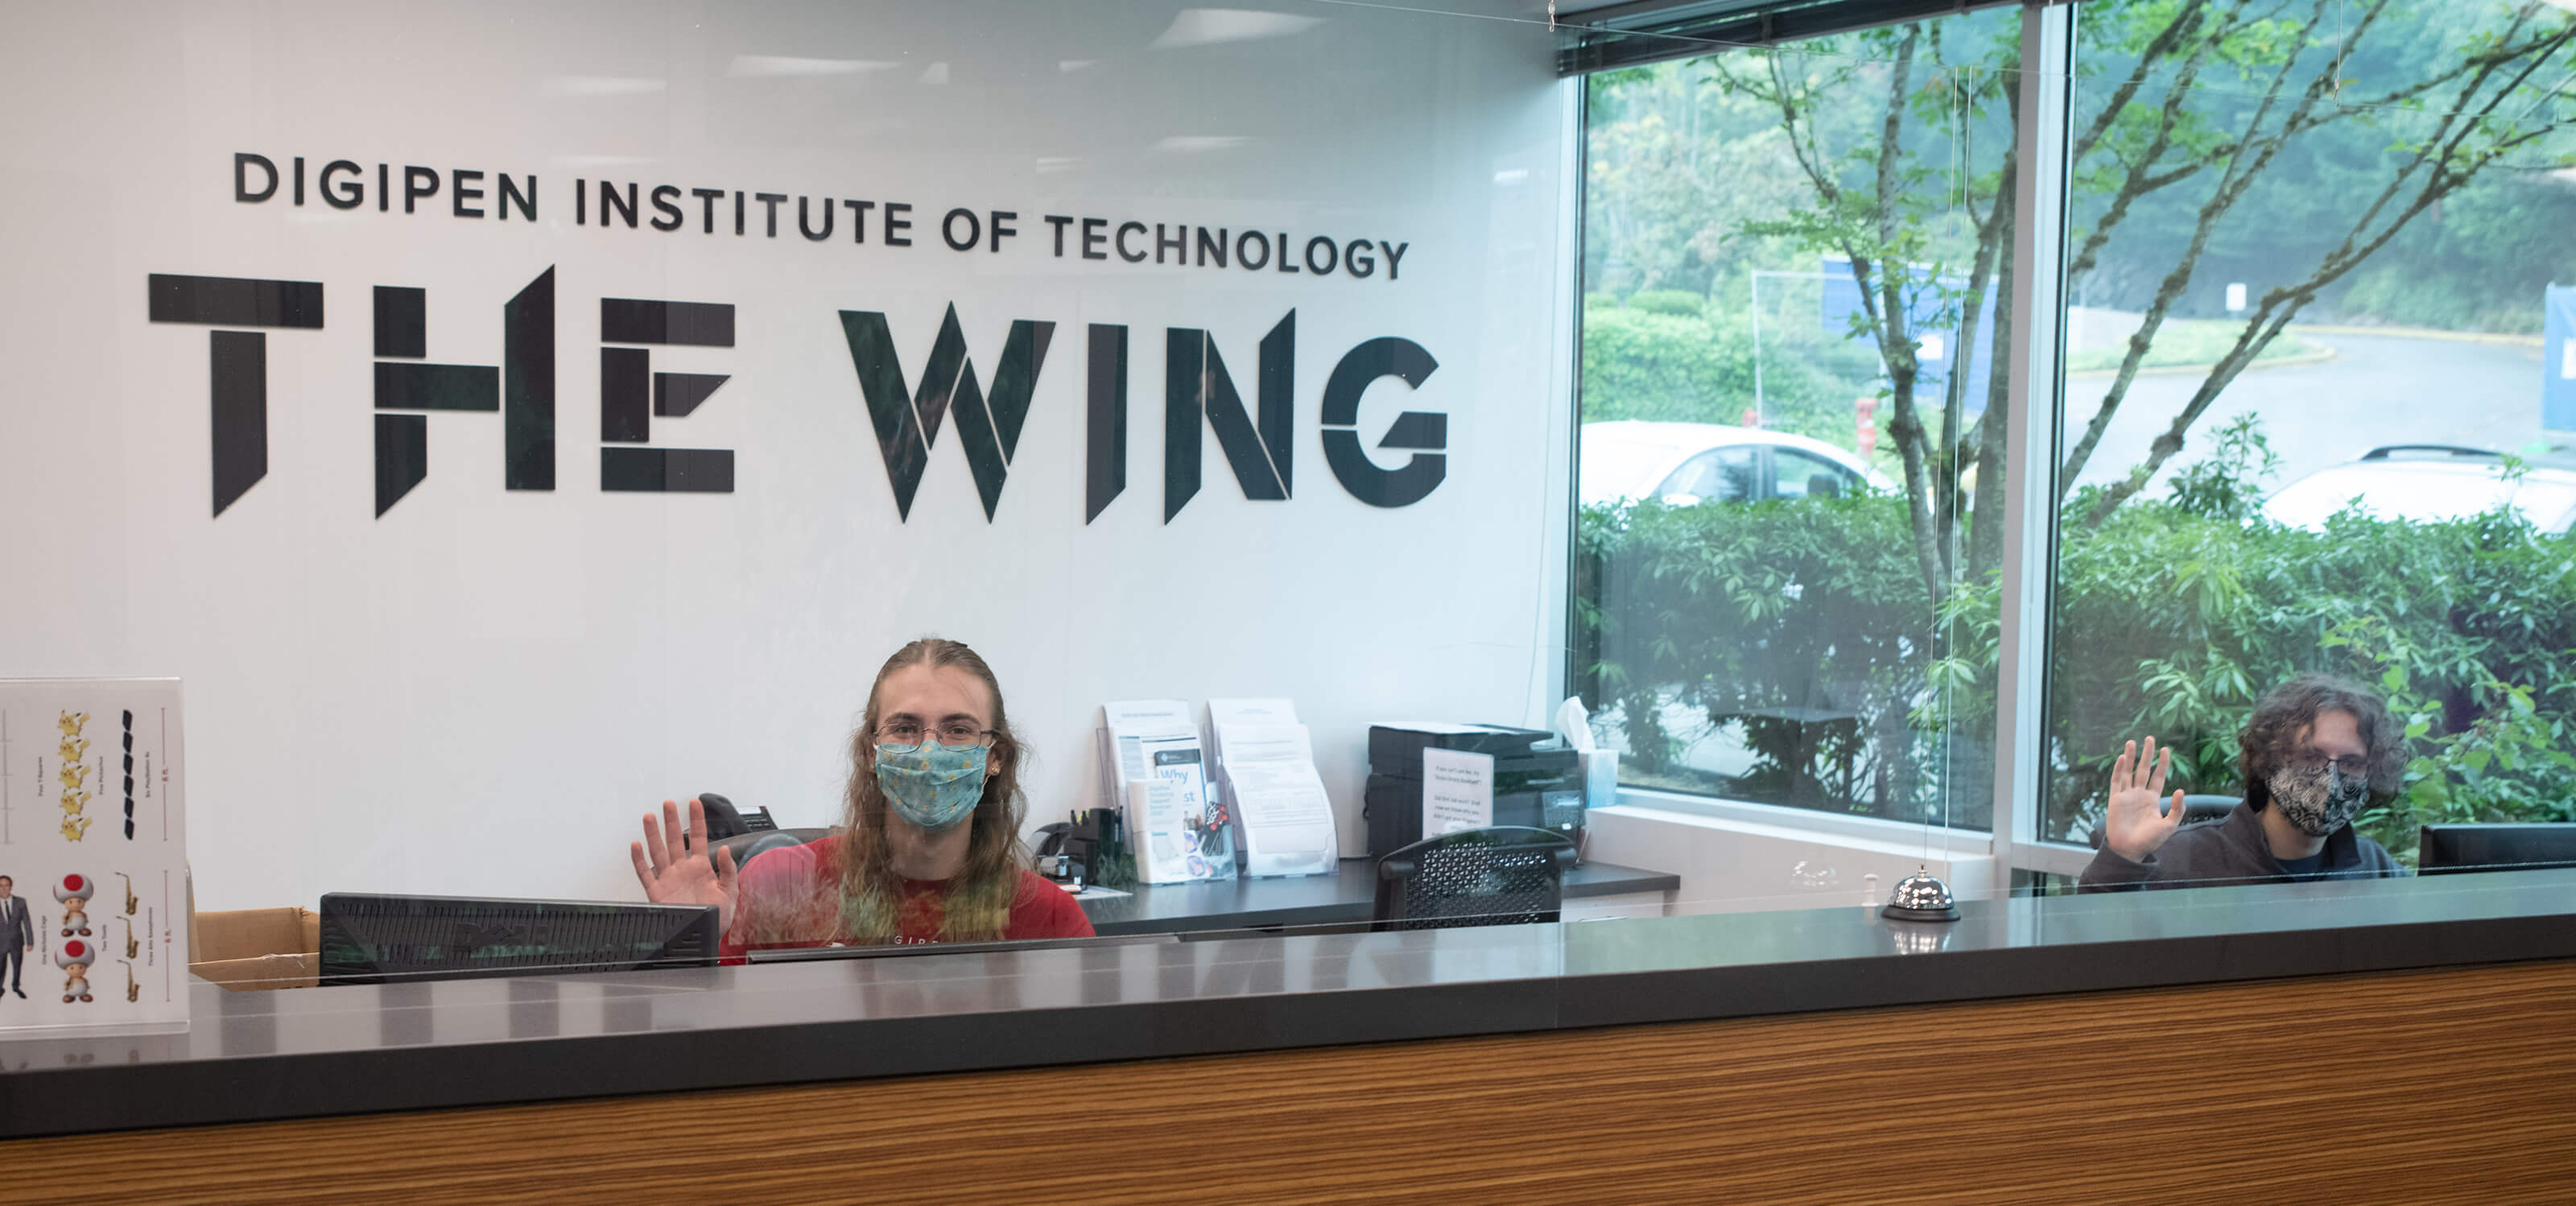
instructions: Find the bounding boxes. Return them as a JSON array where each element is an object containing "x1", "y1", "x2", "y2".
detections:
[{"x1": 1362, "y1": 722, "x2": 1585, "y2": 859}]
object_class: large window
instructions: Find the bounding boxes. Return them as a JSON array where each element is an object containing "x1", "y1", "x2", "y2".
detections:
[
  {"x1": 1571, "y1": 0, "x2": 2576, "y2": 863},
  {"x1": 1573, "y1": 9, "x2": 2023, "y2": 830},
  {"x1": 2038, "y1": 0, "x2": 2576, "y2": 855}
]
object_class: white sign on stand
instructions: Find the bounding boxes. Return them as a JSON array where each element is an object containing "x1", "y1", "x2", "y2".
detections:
[
  {"x1": 0, "y1": 679, "x2": 189, "y2": 1038},
  {"x1": 1420, "y1": 747, "x2": 1494, "y2": 836}
]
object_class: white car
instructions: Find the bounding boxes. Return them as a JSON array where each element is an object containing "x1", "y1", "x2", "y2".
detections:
[
  {"x1": 1579, "y1": 420, "x2": 1894, "y2": 508},
  {"x1": 2262, "y1": 444, "x2": 2576, "y2": 535}
]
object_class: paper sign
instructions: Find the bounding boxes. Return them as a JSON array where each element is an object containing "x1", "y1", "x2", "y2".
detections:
[
  {"x1": 1208, "y1": 698, "x2": 1298, "y2": 728},
  {"x1": 1420, "y1": 747, "x2": 1493, "y2": 836},
  {"x1": 0, "y1": 679, "x2": 189, "y2": 1039}
]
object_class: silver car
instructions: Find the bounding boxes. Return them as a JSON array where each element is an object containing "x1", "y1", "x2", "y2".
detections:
[{"x1": 1579, "y1": 421, "x2": 1894, "y2": 508}]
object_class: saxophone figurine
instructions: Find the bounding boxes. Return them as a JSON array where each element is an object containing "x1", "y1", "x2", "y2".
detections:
[
  {"x1": 119, "y1": 916, "x2": 138, "y2": 960},
  {"x1": 116, "y1": 872, "x2": 138, "y2": 916},
  {"x1": 119, "y1": 960, "x2": 138, "y2": 1003}
]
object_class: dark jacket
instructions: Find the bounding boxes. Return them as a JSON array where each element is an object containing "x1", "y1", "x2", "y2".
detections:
[
  {"x1": 2, "y1": 896, "x2": 27, "y2": 947},
  {"x1": 2079, "y1": 799, "x2": 2407, "y2": 892}
]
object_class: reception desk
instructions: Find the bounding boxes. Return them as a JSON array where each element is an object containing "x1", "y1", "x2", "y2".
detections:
[
  {"x1": 1080, "y1": 857, "x2": 1678, "y2": 933},
  {"x1": 10, "y1": 871, "x2": 2576, "y2": 1203}
]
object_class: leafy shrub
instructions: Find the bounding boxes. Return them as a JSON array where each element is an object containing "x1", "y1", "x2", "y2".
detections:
[
  {"x1": 1579, "y1": 297, "x2": 1867, "y2": 447},
  {"x1": 1627, "y1": 289, "x2": 1711, "y2": 317},
  {"x1": 1577, "y1": 478, "x2": 2576, "y2": 856},
  {"x1": 1574, "y1": 491, "x2": 1977, "y2": 824}
]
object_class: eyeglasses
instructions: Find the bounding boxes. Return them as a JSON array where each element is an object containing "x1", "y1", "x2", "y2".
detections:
[
  {"x1": 877, "y1": 720, "x2": 1000, "y2": 751},
  {"x1": 2289, "y1": 750, "x2": 2370, "y2": 778}
]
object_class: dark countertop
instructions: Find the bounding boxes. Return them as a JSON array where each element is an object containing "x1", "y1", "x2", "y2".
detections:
[
  {"x1": 6, "y1": 869, "x2": 2576, "y2": 1139},
  {"x1": 1078, "y1": 858, "x2": 1677, "y2": 934}
]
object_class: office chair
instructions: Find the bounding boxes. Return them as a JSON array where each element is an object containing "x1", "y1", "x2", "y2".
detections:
[
  {"x1": 689, "y1": 793, "x2": 831, "y2": 872},
  {"x1": 710, "y1": 828, "x2": 831, "y2": 872},
  {"x1": 1373, "y1": 826, "x2": 1576, "y2": 931},
  {"x1": 2086, "y1": 794, "x2": 2240, "y2": 850},
  {"x1": 2179, "y1": 794, "x2": 2239, "y2": 825}
]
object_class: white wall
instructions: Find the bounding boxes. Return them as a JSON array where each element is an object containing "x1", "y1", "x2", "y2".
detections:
[{"x1": 0, "y1": 2, "x2": 1575, "y2": 909}]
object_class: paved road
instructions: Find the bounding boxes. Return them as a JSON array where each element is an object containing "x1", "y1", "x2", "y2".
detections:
[{"x1": 2062, "y1": 332, "x2": 2552, "y2": 495}]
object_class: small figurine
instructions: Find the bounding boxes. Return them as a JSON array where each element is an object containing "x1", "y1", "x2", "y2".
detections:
[
  {"x1": 118, "y1": 959, "x2": 138, "y2": 1003},
  {"x1": 54, "y1": 874, "x2": 93, "y2": 936},
  {"x1": 57, "y1": 762, "x2": 89, "y2": 791},
  {"x1": 56, "y1": 711, "x2": 87, "y2": 737},
  {"x1": 116, "y1": 872, "x2": 137, "y2": 916},
  {"x1": 55, "y1": 939, "x2": 94, "y2": 1004},
  {"x1": 59, "y1": 816, "x2": 89, "y2": 842},
  {"x1": 118, "y1": 916, "x2": 138, "y2": 960},
  {"x1": 59, "y1": 790, "x2": 89, "y2": 817},
  {"x1": 57, "y1": 737, "x2": 89, "y2": 763}
]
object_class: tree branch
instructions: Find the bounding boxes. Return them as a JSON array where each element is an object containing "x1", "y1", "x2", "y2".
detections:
[
  {"x1": 2060, "y1": 0, "x2": 2362, "y2": 494},
  {"x1": 2078, "y1": 16, "x2": 2576, "y2": 524}
]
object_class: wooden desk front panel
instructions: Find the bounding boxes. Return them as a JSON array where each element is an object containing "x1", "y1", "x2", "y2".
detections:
[{"x1": 13, "y1": 958, "x2": 2575, "y2": 1206}]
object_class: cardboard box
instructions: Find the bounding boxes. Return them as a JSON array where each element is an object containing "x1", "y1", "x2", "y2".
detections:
[{"x1": 189, "y1": 907, "x2": 320, "y2": 991}]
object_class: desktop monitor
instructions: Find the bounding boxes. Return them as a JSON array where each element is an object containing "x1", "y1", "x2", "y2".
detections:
[
  {"x1": 2417, "y1": 824, "x2": 2576, "y2": 875},
  {"x1": 318, "y1": 893, "x2": 720, "y2": 985}
]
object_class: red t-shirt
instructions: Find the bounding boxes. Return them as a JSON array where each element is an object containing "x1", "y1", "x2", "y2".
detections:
[{"x1": 719, "y1": 833, "x2": 1094, "y2": 959}]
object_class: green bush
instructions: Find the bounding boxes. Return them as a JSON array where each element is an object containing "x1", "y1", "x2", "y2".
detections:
[
  {"x1": 1573, "y1": 491, "x2": 1976, "y2": 824},
  {"x1": 1576, "y1": 484, "x2": 2576, "y2": 856},
  {"x1": 2063, "y1": 320, "x2": 2318, "y2": 374},
  {"x1": 1627, "y1": 289, "x2": 1711, "y2": 317},
  {"x1": 1579, "y1": 297, "x2": 1867, "y2": 448},
  {"x1": 2037, "y1": 491, "x2": 2576, "y2": 857}
]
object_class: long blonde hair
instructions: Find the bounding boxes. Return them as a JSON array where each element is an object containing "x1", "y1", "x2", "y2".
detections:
[{"x1": 832, "y1": 638, "x2": 1030, "y2": 941}]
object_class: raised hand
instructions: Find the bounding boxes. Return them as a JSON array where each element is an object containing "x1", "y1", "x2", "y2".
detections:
[
  {"x1": 630, "y1": 798, "x2": 740, "y2": 931},
  {"x1": 2102, "y1": 736, "x2": 2187, "y2": 863}
]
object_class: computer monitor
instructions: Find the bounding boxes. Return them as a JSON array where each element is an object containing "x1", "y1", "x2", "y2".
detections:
[
  {"x1": 2417, "y1": 824, "x2": 2576, "y2": 875},
  {"x1": 318, "y1": 893, "x2": 720, "y2": 985},
  {"x1": 743, "y1": 931, "x2": 1177, "y2": 965}
]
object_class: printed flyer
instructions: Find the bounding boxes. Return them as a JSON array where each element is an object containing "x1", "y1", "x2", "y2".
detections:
[{"x1": 0, "y1": 679, "x2": 188, "y2": 1036}]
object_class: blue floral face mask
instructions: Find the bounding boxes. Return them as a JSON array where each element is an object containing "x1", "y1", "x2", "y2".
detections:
[{"x1": 876, "y1": 743, "x2": 989, "y2": 830}]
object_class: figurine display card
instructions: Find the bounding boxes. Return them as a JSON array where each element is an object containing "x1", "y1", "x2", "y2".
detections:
[{"x1": 0, "y1": 679, "x2": 188, "y2": 1036}]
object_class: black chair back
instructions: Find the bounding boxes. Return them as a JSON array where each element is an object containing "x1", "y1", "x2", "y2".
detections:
[
  {"x1": 2088, "y1": 795, "x2": 2241, "y2": 850},
  {"x1": 709, "y1": 828, "x2": 833, "y2": 872},
  {"x1": 1373, "y1": 826, "x2": 1576, "y2": 931},
  {"x1": 2180, "y1": 794, "x2": 2239, "y2": 825}
]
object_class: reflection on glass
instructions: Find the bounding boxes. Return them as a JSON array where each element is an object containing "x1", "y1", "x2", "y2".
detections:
[
  {"x1": 632, "y1": 638, "x2": 1097, "y2": 956},
  {"x1": 1575, "y1": 9, "x2": 2021, "y2": 830},
  {"x1": 2044, "y1": 1, "x2": 2576, "y2": 870}
]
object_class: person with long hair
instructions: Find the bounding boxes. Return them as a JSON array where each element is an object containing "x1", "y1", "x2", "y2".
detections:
[
  {"x1": 2080, "y1": 673, "x2": 2409, "y2": 891},
  {"x1": 628, "y1": 638, "x2": 1093, "y2": 952}
]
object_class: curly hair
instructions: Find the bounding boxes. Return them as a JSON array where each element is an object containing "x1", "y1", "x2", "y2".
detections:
[{"x1": 2237, "y1": 674, "x2": 2405, "y2": 813}]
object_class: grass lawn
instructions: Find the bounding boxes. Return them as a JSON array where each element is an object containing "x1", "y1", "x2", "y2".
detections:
[{"x1": 2067, "y1": 319, "x2": 2317, "y2": 374}]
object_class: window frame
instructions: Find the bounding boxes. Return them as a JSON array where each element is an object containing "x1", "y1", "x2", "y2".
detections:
[{"x1": 1561, "y1": 0, "x2": 2094, "y2": 878}]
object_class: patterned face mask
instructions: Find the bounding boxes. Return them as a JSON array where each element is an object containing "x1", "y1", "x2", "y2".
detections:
[
  {"x1": 2268, "y1": 762, "x2": 2370, "y2": 837},
  {"x1": 875, "y1": 743, "x2": 989, "y2": 831}
]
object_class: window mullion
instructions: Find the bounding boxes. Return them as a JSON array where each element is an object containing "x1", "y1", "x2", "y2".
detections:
[{"x1": 1991, "y1": 1, "x2": 2074, "y2": 873}]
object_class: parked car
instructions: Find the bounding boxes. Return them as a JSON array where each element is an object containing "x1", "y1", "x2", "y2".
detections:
[
  {"x1": 2261, "y1": 444, "x2": 2576, "y2": 535},
  {"x1": 1579, "y1": 421, "x2": 1894, "y2": 508}
]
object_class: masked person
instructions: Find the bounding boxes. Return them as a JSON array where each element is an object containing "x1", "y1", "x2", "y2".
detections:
[
  {"x1": 630, "y1": 638, "x2": 1094, "y2": 954},
  {"x1": 2080, "y1": 674, "x2": 2409, "y2": 892}
]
